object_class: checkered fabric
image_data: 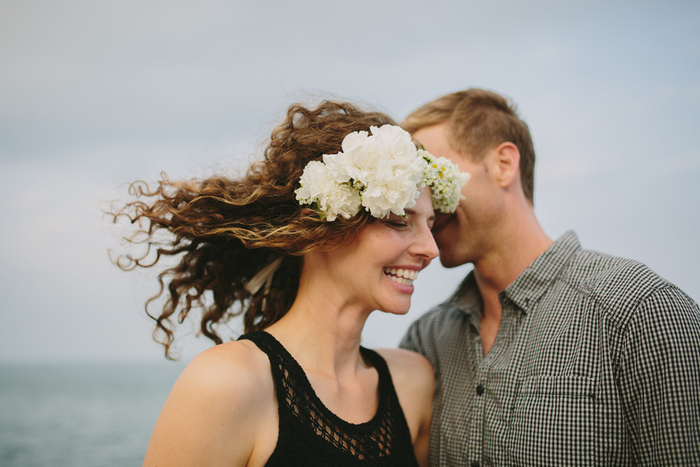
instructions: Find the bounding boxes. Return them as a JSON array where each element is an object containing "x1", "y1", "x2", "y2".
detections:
[{"x1": 401, "y1": 231, "x2": 700, "y2": 466}]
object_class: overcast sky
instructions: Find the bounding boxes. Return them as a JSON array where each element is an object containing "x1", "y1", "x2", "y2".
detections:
[{"x1": 1, "y1": 0, "x2": 698, "y2": 364}]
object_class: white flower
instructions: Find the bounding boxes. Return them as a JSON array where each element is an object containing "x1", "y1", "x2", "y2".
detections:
[
  {"x1": 363, "y1": 176, "x2": 420, "y2": 218},
  {"x1": 369, "y1": 125, "x2": 416, "y2": 162},
  {"x1": 362, "y1": 158, "x2": 424, "y2": 217},
  {"x1": 295, "y1": 160, "x2": 361, "y2": 220},
  {"x1": 295, "y1": 161, "x2": 330, "y2": 203},
  {"x1": 322, "y1": 152, "x2": 352, "y2": 183},
  {"x1": 338, "y1": 140, "x2": 384, "y2": 187},
  {"x1": 420, "y1": 150, "x2": 470, "y2": 213},
  {"x1": 320, "y1": 182, "x2": 361, "y2": 221},
  {"x1": 341, "y1": 130, "x2": 369, "y2": 152}
]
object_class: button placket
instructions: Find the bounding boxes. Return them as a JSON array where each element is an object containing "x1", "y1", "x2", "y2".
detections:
[{"x1": 468, "y1": 364, "x2": 488, "y2": 467}]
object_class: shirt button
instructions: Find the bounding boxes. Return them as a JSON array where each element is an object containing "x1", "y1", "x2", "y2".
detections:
[{"x1": 476, "y1": 384, "x2": 484, "y2": 395}]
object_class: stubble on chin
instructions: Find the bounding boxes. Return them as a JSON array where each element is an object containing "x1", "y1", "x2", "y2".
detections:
[{"x1": 437, "y1": 244, "x2": 465, "y2": 269}]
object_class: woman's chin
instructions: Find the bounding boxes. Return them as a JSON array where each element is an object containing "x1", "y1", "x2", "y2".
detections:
[{"x1": 377, "y1": 301, "x2": 412, "y2": 316}]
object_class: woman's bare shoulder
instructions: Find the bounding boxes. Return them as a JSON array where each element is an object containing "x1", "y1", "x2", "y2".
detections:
[
  {"x1": 144, "y1": 340, "x2": 275, "y2": 466},
  {"x1": 182, "y1": 339, "x2": 272, "y2": 395}
]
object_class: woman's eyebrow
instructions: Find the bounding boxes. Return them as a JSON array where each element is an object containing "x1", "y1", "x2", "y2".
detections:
[{"x1": 403, "y1": 208, "x2": 435, "y2": 221}]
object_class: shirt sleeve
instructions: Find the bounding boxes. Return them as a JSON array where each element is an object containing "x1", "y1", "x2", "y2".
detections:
[{"x1": 617, "y1": 286, "x2": 700, "y2": 465}]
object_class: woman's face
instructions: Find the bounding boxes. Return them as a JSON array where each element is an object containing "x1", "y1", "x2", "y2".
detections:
[{"x1": 315, "y1": 186, "x2": 439, "y2": 315}]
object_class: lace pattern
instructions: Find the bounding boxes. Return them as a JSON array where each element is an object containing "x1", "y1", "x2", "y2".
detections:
[{"x1": 240, "y1": 331, "x2": 419, "y2": 466}]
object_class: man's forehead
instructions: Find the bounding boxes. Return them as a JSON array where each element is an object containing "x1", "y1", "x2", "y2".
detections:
[{"x1": 412, "y1": 123, "x2": 452, "y2": 151}]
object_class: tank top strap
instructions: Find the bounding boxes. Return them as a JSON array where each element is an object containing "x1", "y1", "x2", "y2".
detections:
[{"x1": 238, "y1": 330, "x2": 291, "y2": 412}]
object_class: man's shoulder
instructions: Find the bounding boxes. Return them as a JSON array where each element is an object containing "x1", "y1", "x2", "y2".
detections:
[
  {"x1": 567, "y1": 247, "x2": 665, "y2": 292},
  {"x1": 400, "y1": 292, "x2": 472, "y2": 356},
  {"x1": 564, "y1": 247, "x2": 694, "y2": 327}
]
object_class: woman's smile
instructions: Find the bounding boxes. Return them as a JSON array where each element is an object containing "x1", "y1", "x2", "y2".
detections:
[{"x1": 383, "y1": 267, "x2": 419, "y2": 287}]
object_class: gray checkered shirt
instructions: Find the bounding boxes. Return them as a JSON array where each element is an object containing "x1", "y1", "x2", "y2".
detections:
[{"x1": 401, "y1": 231, "x2": 700, "y2": 466}]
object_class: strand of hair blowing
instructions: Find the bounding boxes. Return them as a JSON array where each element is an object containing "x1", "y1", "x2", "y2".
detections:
[{"x1": 111, "y1": 101, "x2": 396, "y2": 359}]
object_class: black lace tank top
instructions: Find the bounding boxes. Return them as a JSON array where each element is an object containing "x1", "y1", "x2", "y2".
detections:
[{"x1": 239, "y1": 331, "x2": 420, "y2": 467}]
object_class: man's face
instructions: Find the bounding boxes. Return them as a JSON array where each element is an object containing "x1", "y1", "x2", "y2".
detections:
[{"x1": 412, "y1": 123, "x2": 502, "y2": 268}]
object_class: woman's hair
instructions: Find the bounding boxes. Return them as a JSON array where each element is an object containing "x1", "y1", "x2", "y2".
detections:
[{"x1": 112, "y1": 101, "x2": 396, "y2": 359}]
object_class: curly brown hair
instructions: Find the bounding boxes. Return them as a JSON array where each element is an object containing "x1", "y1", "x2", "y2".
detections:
[{"x1": 111, "y1": 101, "x2": 396, "y2": 359}]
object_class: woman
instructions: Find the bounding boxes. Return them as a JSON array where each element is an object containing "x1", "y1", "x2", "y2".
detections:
[{"x1": 113, "y1": 101, "x2": 469, "y2": 466}]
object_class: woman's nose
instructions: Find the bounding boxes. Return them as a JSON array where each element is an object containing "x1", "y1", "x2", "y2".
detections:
[{"x1": 411, "y1": 225, "x2": 439, "y2": 261}]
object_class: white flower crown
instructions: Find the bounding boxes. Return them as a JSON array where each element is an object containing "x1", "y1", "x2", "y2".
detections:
[
  {"x1": 295, "y1": 125, "x2": 469, "y2": 221},
  {"x1": 295, "y1": 124, "x2": 470, "y2": 221}
]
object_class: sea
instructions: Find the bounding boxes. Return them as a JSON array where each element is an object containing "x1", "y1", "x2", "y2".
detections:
[{"x1": 0, "y1": 363, "x2": 185, "y2": 467}]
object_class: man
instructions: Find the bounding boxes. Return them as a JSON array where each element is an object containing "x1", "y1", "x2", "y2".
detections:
[{"x1": 400, "y1": 89, "x2": 700, "y2": 466}]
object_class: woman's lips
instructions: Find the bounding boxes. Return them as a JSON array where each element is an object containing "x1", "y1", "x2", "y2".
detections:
[{"x1": 383, "y1": 267, "x2": 418, "y2": 286}]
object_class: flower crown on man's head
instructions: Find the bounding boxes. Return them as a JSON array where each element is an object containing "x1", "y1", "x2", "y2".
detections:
[{"x1": 295, "y1": 124, "x2": 470, "y2": 221}]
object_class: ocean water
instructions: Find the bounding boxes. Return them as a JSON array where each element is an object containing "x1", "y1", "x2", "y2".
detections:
[{"x1": 0, "y1": 363, "x2": 185, "y2": 467}]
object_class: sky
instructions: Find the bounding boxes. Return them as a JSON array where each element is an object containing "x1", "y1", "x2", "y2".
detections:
[{"x1": 1, "y1": 0, "x2": 698, "y2": 364}]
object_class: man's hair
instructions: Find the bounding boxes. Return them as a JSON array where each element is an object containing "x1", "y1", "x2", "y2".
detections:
[{"x1": 402, "y1": 89, "x2": 536, "y2": 203}]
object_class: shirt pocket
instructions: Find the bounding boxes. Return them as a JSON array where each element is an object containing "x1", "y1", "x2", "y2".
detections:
[{"x1": 507, "y1": 375, "x2": 596, "y2": 467}]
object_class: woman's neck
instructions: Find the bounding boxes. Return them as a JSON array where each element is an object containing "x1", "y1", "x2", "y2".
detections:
[
  {"x1": 264, "y1": 288, "x2": 372, "y2": 381},
  {"x1": 264, "y1": 291, "x2": 382, "y2": 425}
]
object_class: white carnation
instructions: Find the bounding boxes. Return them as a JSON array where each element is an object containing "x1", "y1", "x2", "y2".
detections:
[
  {"x1": 359, "y1": 128, "x2": 424, "y2": 217},
  {"x1": 323, "y1": 152, "x2": 352, "y2": 183},
  {"x1": 363, "y1": 173, "x2": 420, "y2": 218},
  {"x1": 319, "y1": 182, "x2": 361, "y2": 221},
  {"x1": 295, "y1": 161, "x2": 331, "y2": 203},
  {"x1": 341, "y1": 130, "x2": 369, "y2": 153},
  {"x1": 369, "y1": 125, "x2": 416, "y2": 162},
  {"x1": 295, "y1": 161, "x2": 361, "y2": 220},
  {"x1": 341, "y1": 140, "x2": 385, "y2": 187}
]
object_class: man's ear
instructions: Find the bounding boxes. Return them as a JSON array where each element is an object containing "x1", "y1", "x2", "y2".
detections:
[{"x1": 493, "y1": 142, "x2": 521, "y2": 189}]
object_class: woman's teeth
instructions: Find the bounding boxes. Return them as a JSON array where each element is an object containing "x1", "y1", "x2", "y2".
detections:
[{"x1": 383, "y1": 268, "x2": 417, "y2": 286}]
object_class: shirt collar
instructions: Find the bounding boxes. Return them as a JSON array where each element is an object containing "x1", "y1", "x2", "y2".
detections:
[
  {"x1": 501, "y1": 230, "x2": 581, "y2": 313},
  {"x1": 449, "y1": 270, "x2": 482, "y2": 317},
  {"x1": 447, "y1": 231, "x2": 581, "y2": 316}
]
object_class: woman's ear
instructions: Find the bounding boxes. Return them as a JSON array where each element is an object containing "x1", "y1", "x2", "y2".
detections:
[{"x1": 493, "y1": 142, "x2": 521, "y2": 189}]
